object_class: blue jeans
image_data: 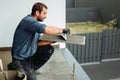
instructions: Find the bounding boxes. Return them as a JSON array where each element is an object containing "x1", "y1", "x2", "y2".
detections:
[{"x1": 12, "y1": 45, "x2": 54, "y2": 80}]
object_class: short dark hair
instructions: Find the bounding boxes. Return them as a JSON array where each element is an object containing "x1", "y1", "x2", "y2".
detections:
[{"x1": 31, "y1": 2, "x2": 48, "y2": 15}]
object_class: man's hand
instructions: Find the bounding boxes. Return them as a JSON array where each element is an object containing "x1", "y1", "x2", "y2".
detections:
[
  {"x1": 63, "y1": 28, "x2": 70, "y2": 35},
  {"x1": 38, "y1": 40, "x2": 55, "y2": 46}
]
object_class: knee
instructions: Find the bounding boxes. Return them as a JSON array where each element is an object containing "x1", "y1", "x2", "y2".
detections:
[{"x1": 7, "y1": 62, "x2": 16, "y2": 70}]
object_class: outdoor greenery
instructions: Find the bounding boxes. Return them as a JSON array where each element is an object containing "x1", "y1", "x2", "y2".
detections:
[{"x1": 66, "y1": 22, "x2": 114, "y2": 34}]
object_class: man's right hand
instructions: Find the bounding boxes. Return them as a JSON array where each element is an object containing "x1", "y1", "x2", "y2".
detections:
[{"x1": 63, "y1": 28, "x2": 70, "y2": 35}]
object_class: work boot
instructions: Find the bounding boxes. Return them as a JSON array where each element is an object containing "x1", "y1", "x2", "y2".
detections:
[{"x1": 16, "y1": 71, "x2": 27, "y2": 80}]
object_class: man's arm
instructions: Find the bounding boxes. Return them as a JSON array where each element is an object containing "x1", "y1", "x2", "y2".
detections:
[
  {"x1": 44, "y1": 26, "x2": 63, "y2": 35},
  {"x1": 39, "y1": 26, "x2": 70, "y2": 46},
  {"x1": 38, "y1": 26, "x2": 62, "y2": 46},
  {"x1": 38, "y1": 40, "x2": 54, "y2": 46}
]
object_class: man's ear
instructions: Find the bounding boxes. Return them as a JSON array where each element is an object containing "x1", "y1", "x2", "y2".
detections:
[{"x1": 36, "y1": 11, "x2": 40, "y2": 16}]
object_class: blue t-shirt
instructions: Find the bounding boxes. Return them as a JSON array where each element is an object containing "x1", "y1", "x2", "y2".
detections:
[{"x1": 12, "y1": 14, "x2": 46, "y2": 60}]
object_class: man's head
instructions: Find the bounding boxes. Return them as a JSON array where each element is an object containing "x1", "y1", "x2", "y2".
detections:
[{"x1": 31, "y1": 2, "x2": 48, "y2": 21}]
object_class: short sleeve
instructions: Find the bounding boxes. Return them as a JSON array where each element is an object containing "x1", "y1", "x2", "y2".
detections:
[{"x1": 26, "y1": 21, "x2": 46, "y2": 33}]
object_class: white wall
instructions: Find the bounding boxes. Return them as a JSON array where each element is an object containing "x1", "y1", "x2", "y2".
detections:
[{"x1": 0, "y1": 0, "x2": 65, "y2": 47}]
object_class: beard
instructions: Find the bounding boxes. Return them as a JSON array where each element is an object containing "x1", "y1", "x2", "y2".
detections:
[
  {"x1": 37, "y1": 16, "x2": 46, "y2": 22},
  {"x1": 37, "y1": 18, "x2": 43, "y2": 21}
]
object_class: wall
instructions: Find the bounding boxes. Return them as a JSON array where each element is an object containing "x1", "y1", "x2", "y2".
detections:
[
  {"x1": 0, "y1": 0, "x2": 65, "y2": 47},
  {"x1": 66, "y1": 0, "x2": 75, "y2": 8},
  {"x1": 75, "y1": 0, "x2": 120, "y2": 23},
  {"x1": 66, "y1": 7, "x2": 99, "y2": 23}
]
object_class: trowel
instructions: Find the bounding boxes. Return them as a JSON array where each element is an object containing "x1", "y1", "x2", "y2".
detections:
[{"x1": 60, "y1": 33, "x2": 68, "y2": 41}]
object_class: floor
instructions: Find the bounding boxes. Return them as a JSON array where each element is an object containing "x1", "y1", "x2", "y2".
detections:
[
  {"x1": 35, "y1": 47, "x2": 77, "y2": 80},
  {"x1": 1, "y1": 46, "x2": 120, "y2": 80},
  {"x1": 82, "y1": 60, "x2": 120, "y2": 80},
  {"x1": 0, "y1": 46, "x2": 77, "y2": 80}
]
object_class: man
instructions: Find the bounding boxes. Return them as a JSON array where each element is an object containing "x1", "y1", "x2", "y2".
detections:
[{"x1": 11, "y1": 2, "x2": 69, "y2": 80}]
